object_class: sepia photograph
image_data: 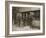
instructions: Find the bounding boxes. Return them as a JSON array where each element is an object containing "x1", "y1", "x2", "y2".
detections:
[{"x1": 12, "y1": 7, "x2": 40, "y2": 31}]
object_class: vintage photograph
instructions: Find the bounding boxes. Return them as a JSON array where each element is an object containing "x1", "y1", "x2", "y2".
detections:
[{"x1": 12, "y1": 7, "x2": 40, "y2": 31}]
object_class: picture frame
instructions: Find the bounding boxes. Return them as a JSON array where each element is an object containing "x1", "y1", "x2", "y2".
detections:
[{"x1": 5, "y1": 1, "x2": 45, "y2": 37}]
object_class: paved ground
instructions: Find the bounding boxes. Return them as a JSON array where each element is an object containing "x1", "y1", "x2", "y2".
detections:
[{"x1": 12, "y1": 25, "x2": 39, "y2": 31}]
